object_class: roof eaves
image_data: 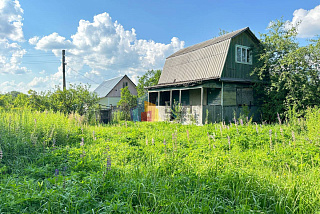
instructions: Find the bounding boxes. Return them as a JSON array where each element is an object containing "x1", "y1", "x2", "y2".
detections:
[{"x1": 147, "y1": 76, "x2": 220, "y2": 90}]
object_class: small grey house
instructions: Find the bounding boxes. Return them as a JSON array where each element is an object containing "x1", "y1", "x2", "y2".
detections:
[
  {"x1": 147, "y1": 27, "x2": 261, "y2": 124},
  {"x1": 94, "y1": 75, "x2": 137, "y2": 109}
]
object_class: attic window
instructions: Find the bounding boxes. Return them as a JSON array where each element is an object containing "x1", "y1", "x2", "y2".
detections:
[
  {"x1": 236, "y1": 45, "x2": 252, "y2": 65},
  {"x1": 123, "y1": 82, "x2": 128, "y2": 88}
]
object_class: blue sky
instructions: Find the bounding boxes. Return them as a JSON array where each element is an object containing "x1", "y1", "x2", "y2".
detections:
[{"x1": 1, "y1": 0, "x2": 320, "y2": 93}]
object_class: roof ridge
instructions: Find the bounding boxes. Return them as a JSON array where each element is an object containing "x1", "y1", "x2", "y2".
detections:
[{"x1": 167, "y1": 27, "x2": 249, "y2": 59}]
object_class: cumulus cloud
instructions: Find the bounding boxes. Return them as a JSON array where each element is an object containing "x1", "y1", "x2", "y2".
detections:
[
  {"x1": 0, "y1": 38, "x2": 29, "y2": 75},
  {"x1": 28, "y1": 36, "x2": 39, "y2": 45},
  {"x1": 34, "y1": 33, "x2": 74, "y2": 50},
  {"x1": 0, "y1": 0, "x2": 28, "y2": 75},
  {"x1": 0, "y1": 80, "x2": 28, "y2": 93},
  {"x1": 0, "y1": 0, "x2": 24, "y2": 41},
  {"x1": 288, "y1": 5, "x2": 320, "y2": 38},
  {"x1": 30, "y1": 12, "x2": 184, "y2": 82}
]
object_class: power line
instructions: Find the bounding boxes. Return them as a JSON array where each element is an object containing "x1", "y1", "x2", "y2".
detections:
[
  {"x1": 22, "y1": 61, "x2": 60, "y2": 64},
  {"x1": 66, "y1": 65, "x2": 116, "y2": 92},
  {"x1": 66, "y1": 65, "x2": 101, "y2": 85}
]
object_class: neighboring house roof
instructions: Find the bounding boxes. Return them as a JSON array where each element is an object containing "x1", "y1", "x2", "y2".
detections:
[
  {"x1": 94, "y1": 75, "x2": 125, "y2": 98},
  {"x1": 156, "y1": 27, "x2": 259, "y2": 88}
]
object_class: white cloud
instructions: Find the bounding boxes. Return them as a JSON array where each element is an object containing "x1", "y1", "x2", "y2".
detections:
[
  {"x1": 30, "y1": 12, "x2": 184, "y2": 83},
  {"x1": 34, "y1": 33, "x2": 74, "y2": 50},
  {"x1": 0, "y1": 38, "x2": 29, "y2": 75},
  {"x1": 0, "y1": 0, "x2": 28, "y2": 76},
  {"x1": 0, "y1": 80, "x2": 28, "y2": 93},
  {"x1": 0, "y1": 0, "x2": 24, "y2": 42},
  {"x1": 28, "y1": 36, "x2": 39, "y2": 45},
  {"x1": 288, "y1": 5, "x2": 320, "y2": 38}
]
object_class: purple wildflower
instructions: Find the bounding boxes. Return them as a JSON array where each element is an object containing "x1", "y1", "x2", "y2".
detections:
[
  {"x1": 277, "y1": 113, "x2": 281, "y2": 125},
  {"x1": 146, "y1": 138, "x2": 148, "y2": 145},
  {"x1": 55, "y1": 169, "x2": 59, "y2": 176},
  {"x1": 0, "y1": 150, "x2": 3, "y2": 160},
  {"x1": 106, "y1": 155, "x2": 111, "y2": 171},
  {"x1": 163, "y1": 139, "x2": 166, "y2": 146},
  {"x1": 152, "y1": 138, "x2": 155, "y2": 145},
  {"x1": 292, "y1": 131, "x2": 296, "y2": 141},
  {"x1": 240, "y1": 119, "x2": 243, "y2": 126},
  {"x1": 106, "y1": 146, "x2": 111, "y2": 171},
  {"x1": 228, "y1": 136, "x2": 231, "y2": 150},
  {"x1": 80, "y1": 137, "x2": 84, "y2": 147}
]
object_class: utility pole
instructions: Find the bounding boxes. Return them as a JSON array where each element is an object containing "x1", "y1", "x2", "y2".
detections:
[{"x1": 62, "y1": 50, "x2": 66, "y2": 90}]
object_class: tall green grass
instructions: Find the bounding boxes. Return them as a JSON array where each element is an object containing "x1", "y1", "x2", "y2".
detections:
[{"x1": 0, "y1": 108, "x2": 319, "y2": 213}]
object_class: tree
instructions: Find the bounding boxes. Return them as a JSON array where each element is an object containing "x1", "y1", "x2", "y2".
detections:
[
  {"x1": 136, "y1": 69, "x2": 161, "y2": 97},
  {"x1": 48, "y1": 84, "x2": 99, "y2": 115},
  {"x1": 117, "y1": 86, "x2": 137, "y2": 121},
  {"x1": 14, "y1": 93, "x2": 29, "y2": 108},
  {"x1": 253, "y1": 19, "x2": 320, "y2": 121}
]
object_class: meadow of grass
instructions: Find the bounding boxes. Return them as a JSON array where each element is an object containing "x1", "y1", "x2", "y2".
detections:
[{"x1": 0, "y1": 108, "x2": 319, "y2": 213}]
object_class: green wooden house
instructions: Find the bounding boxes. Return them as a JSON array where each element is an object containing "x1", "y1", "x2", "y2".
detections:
[{"x1": 147, "y1": 27, "x2": 261, "y2": 124}]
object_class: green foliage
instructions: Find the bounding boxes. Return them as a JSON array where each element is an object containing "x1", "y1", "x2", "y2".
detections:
[
  {"x1": 253, "y1": 19, "x2": 320, "y2": 121},
  {"x1": 0, "y1": 108, "x2": 319, "y2": 213},
  {"x1": 171, "y1": 100, "x2": 183, "y2": 123},
  {"x1": 117, "y1": 86, "x2": 137, "y2": 121},
  {"x1": 0, "y1": 84, "x2": 99, "y2": 121},
  {"x1": 48, "y1": 84, "x2": 99, "y2": 116},
  {"x1": 305, "y1": 106, "x2": 320, "y2": 143},
  {"x1": 136, "y1": 69, "x2": 161, "y2": 97}
]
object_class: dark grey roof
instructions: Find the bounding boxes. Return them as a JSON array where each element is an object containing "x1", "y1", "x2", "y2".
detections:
[
  {"x1": 168, "y1": 27, "x2": 249, "y2": 59},
  {"x1": 94, "y1": 76, "x2": 123, "y2": 98},
  {"x1": 157, "y1": 27, "x2": 259, "y2": 86}
]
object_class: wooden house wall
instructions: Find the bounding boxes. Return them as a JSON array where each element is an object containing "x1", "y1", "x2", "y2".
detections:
[
  {"x1": 221, "y1": 31, "x2": 258, "y2": 80},
  {"x1": 108, "y1": 76, "x2": 137, "y2": 97}
]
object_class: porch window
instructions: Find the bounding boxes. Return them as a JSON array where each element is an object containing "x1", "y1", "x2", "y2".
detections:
[{"x1": 235, "y1": 45, "x2": 252, "y2": 64}]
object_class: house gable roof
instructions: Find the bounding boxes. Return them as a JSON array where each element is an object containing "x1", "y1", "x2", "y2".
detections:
[
  {"x1": 156, "y1": 27, "x2": 259, "y2": 87},
  {"x1": 94, "y1": 75, "x2": 133, "y2": 98}
]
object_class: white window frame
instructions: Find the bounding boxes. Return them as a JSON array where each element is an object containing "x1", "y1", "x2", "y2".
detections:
[{"x1": 235, "y1": 45, "x2": 252, "y2": 65}]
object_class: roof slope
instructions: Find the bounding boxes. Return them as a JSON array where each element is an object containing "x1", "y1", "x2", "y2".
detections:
[
  {"x1": 157, "y1": 27, "x2": 257, "y2": 86},
  {"x1": 94, "y1": 76, "x2": 124, "y2": 98}
]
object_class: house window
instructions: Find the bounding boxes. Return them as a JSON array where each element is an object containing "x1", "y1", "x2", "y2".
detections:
[
  {"x1": 236, "y1": 88, "x2": 253, "y2": 106},
  {"x1": 207, "y1": 88, "x2": 221, "y2": 105},
  {"x1": 123, "y1": 82, "x2": 128, "y2": 88},
  {"x1": 235, "y1": 45, "x2": 252, "y2": 64}
]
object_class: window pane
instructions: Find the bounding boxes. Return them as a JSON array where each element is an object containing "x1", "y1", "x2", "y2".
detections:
[
  {"x1": 237, "y1": 47, "x2": 241, "y2": 62},
  {"x1": 242, "y1": 48, "x2": 246, "y2": 63},
  {"x1": 248, "y1": 49, "x2": 252, "y2": 64},
  {"x1": 247, "y1": 49, "x2": 250, "y2": 63}
]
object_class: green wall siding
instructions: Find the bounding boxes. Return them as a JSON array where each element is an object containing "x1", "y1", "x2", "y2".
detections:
[{"x1": 222, "y1": 31, "x2": 258, "y2": 80}]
